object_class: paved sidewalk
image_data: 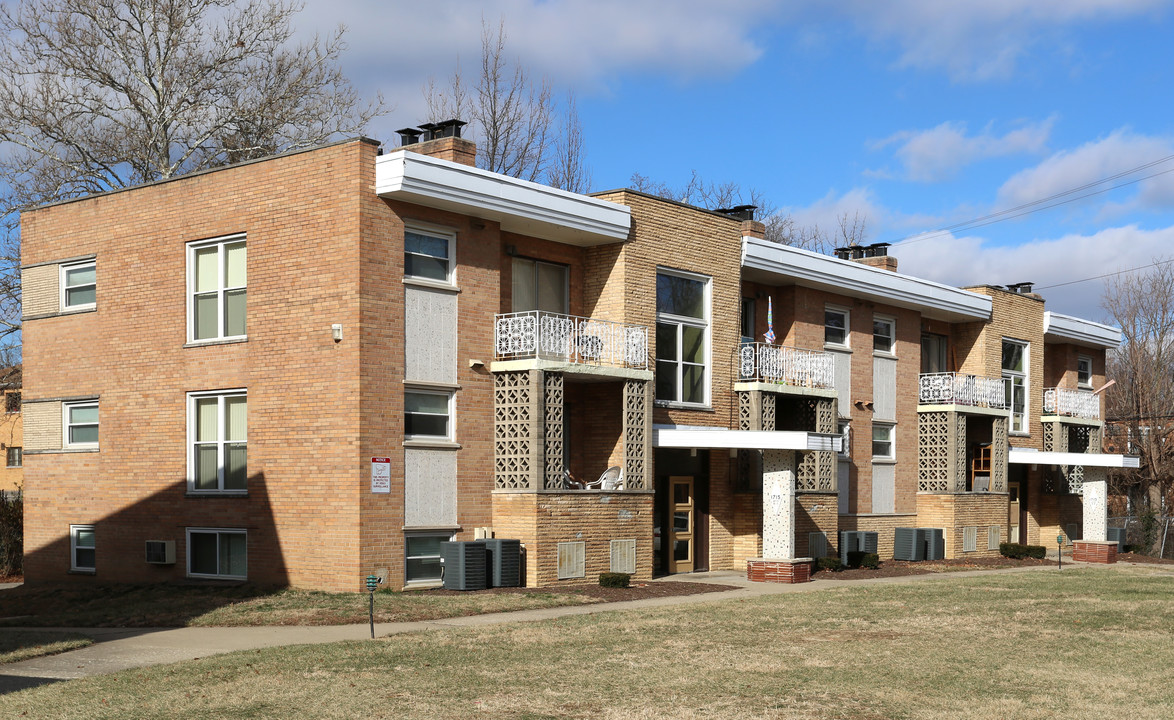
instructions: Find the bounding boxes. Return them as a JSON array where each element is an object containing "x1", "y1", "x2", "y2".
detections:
[{"x1": 0, "y1": 563, "x2": 1074, "y2": 694}]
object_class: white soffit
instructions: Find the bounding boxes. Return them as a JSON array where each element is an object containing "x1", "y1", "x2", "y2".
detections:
[
  {"x1": 375, "y1": 150, "x2": 631, "y2": 246},
  {"x1": 1008, "y1": 449, "x2": 1140, "y2": 468},
  {"x1": 741, "y1": 237, "x2": 992, "y2": 322},
  {"x1": 652, "y1": 424, "x2": 842, "y2": 452},
  {"x1": 1043, "y1": 311, "x2": 1122, "y2": 349}
]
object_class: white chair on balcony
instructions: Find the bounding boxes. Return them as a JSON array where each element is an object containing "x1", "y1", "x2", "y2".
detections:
[{"x1": 585, "y1": 466, "x2": 623, "y2": 491}]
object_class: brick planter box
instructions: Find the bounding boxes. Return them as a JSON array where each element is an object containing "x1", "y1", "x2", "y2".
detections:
[
  {"x1": 1072, "y1": 540, "x2": 1118, "y2": 564},
  {"x1": 747, "y1": 558, "x2": 813, "y2": 584}
]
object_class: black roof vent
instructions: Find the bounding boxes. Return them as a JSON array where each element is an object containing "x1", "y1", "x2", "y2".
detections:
[
  {"x1": 396, "y1": 128, "x2": 423, "y2": 146},
  {"x1": 417, "y1": 122, "x2": 439, "y2": 140},
  {"x1": 433, "y1": 119, "x2": 467, "y2": 139},
  {"x1": 714, "y1": 205, "x2": 757, "y2": 222},
  {"x1": 1006, "y1": 282, "x2": 1035, "y2": 294},
  {"x1": 862, "y1": 242, "x2": 890, "y2": 258},
  {"x1": 833, "y1": 243, "x2": 865, "y2": 260}
]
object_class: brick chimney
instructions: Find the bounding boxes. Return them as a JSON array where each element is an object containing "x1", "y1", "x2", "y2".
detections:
[
  {"x1": 395, "y1": 119, "x2": 476, "y2": 167},
  {"x1": 713, "y1": 205, "x2": 765, "y2": 238},
  {"x1": 833, "y1": 242, "x2": 898, "y2": 272}
]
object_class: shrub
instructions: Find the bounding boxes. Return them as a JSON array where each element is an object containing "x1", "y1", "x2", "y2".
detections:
[
  {"x1": 0, "y1": 490, "x2": 21, "y2": 577},
  {"x1": 1024, "y1": 544, "x2": 1046, "y2": 559},
  {"x1": 861, "y1": 553, "x2": 880, "y2": 569},
  {"x1": 816, "y1": 557, "x2": 843, "y2": 572},
  {"x1": 845, "y1": 550, "x2": 865, "y2": 569},
  {"x1": 1000, "y1": 542, "x2": 1026, "y2": 559},
  {"x1": 599, "y1": 572, "x2": 630, "y2": 588}
]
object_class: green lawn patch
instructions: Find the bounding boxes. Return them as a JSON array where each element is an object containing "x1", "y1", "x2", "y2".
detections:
[
  {"x1": 0, "y1": 631, "x2": 92, "y2": 664},
  {"x1": 3, "y1": 565, "x2": 1173, "y2": 718}
]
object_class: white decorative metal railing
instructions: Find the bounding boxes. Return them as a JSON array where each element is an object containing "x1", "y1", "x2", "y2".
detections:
[
  {"x1": 737, "y1": 342, "x2": 836, "y2": 389},
  {"x1": 918, "y1": 372, "x2": 1008, "y2": 408},
  {"x1": 494, "y1": 311, "x2": 649, "y2": 369},
  {"x1": 1043, "y1": 387, "x2": 1100, "y2": 420}
]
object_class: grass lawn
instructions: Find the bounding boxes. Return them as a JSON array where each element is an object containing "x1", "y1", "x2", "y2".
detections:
[
  {"x1": 3, "y1": 564, "x2": 1173, "y2": 719},
  {"x1": 0, "y1": 631, "x2": 92, "y2": 664},
  {"x1": 0, "y1": 584, "x2": 603, "y2": 628}
]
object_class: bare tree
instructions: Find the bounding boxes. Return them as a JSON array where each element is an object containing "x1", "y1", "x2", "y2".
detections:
[
  {"x1": 1103, "y1": 261, "x2": 1174, "y2": 544},
  {"x1": 425, "y1": 19, "x2": 588, "y2": 186},
  {"x1": 0, "y1": 0, "x2": 385, "y2": 349}
]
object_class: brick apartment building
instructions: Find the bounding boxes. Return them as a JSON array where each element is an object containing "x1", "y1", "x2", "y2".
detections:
[
  {"x1": 19, "y1": 127, "x2": 1136, "y2": 591},
  {"x1": 0, "y1": 366, "x2": 21, "y2": 494}
]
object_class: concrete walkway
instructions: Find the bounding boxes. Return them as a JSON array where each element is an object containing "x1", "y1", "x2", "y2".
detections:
[{"x1": 0, "y1": 563, "x2": 1089, "y2": 694}]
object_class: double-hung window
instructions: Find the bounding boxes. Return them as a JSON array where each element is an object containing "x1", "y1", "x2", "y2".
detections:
[
  {"x1": 189, "y1": 390, "x2": 247, "y2": 492},
  {"x1": 71, "y1": 525, "x2": 95, "y2": 572},
  {"x1": 1002, "y1": 339, "x2": 1028, "y2": 433},
  {"x1": 825, "y1": 307, "x2": 848, "y2": 348},
  {"x1": 187, "y1": 528, "x2": 247, "y2": 579},
  {"x1": 61, "y1": 260, "x2": 96, "y2": 311},
  {"x1": 655, "y1": 270, "x2": 710, "y2": 406},
  {"x1": 63, "y1": 401, "x2": 99, "y2": 448},
  {"x1": 404, "y1": 229, "x2": 454, "y2": 284},
  {"x1": 189, "y1": 235, "x2": 246, "y2": 342},
  {"x1": 872, "y1": 423, "x2": 894, "y2": 460},
  {"x1": 405, "y1": 390, "x2": 452, "y2": 440},
  {"x1": 5, "y1": 391, "x2": 19, "y2": 413},
  {"x1": 1077, "y1": 355, "x2": 1092, "y2": 388},
  {"x1": 873, "y1": 317, "x2": 894, "y2": 354},
  {"x1": 6, "y1": 447, "x2": 21, "y2": 467}
]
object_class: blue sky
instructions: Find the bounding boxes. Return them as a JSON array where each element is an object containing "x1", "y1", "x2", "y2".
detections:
[{"x1": 297, "y1": 0, "x2": 1174, "y2": 322}]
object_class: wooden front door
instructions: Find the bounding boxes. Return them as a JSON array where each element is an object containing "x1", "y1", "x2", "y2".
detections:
[
  {"x1": 668, "y1": 476, "x2": 694, "y2": 573},
  {"x1": 1008, "y1": 480, "x2": 1021, "y2": 543}
]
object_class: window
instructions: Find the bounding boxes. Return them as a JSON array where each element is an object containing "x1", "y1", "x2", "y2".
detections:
[
  {"x1": 405, "y1": 390, "x2": 452, "y2": 439},
  {"x1": 405, "y1": 533, "x2": 452, "y2": 584},
  {"x1": 1077, "y1": 355, "x2": 1093, "y2": 388},
  {"x1": 71, "y1": 525, "x2": 95, "y2": 572},
  {"x1": 740, "y1": 298, "x2": 756, "y2": 342},
  {"x1": 6, "y1": 447, "x2": 20, "y2": 468},
  {"x1": 189, "y1": 236, "x2": 246, "y2": 342},
  {"x1": 921, "y1": 332, "x2": 948, "y2": 373},
  {"x1": 189, "y1": 391, "x2": 247, "y2": 492},
  {"x1": 187, "y1": 528, "x2": 246, "y2": 579},
  {"x1": 655, "y1": 270, "x2": 710, "y2": 405},
  {"x1": 511, "y1": 257, "x2": 568, "y2": 314},
  {"x1": 1002, "y1": 339, "x2": 1028, "y2": 433},
  {"x1": 5, "y1": 391, "x2": 19, "y2": 413},
  {"x1": 61, "y1": 260, "x2": 96, "y2": 311},
  {"x1": 873, "y1": 317, "x2": 894, "y2": 353},
  {"x1": 872, "y1": 423, "x2": 894, "y2": 460},
  {"x1": 404, "y1": 229, "x2": 454, "y2": 283},
  {"x1": 837, "y1": 422, "x2": 851, "y2": 459},
  {"x1": 825, "y1": 307, "x2": 848, "y2": 347},
  {"x1": 63, "y1": 401, "x2": 98, "y2": 448}
]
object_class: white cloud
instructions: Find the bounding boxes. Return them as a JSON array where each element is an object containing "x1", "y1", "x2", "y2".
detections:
[
  {"x1": 877, "y1": 119, "x2": 1053, "y2": 182},
  {"x1": 810, "y1": 0, "x2": 1167, "y2": 81},
  {"x1": 896, "y1": 224, "x2": 1174, "y2": 320},
  {"x1": 996, "y1": 129, "x2": 1174, "y2": 213}
]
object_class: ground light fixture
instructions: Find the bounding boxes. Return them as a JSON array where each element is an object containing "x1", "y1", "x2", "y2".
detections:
[
  {"x1": 1057, "y1": 534, "x2": 1065, "y2": 570},
  {"x1": 366, "y1": 574, "x2": 383, "y2": 638}
]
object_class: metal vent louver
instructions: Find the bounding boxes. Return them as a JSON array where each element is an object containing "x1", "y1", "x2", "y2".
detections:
[
  {"x1": 144, "y1": 540, "x2": 175, "y2": 564},
  {"x1": 610, "y1": 539, "x2": 636, "y2": 574},
  {"x1": 1106, "y1": 527, "x2": 1127, "y2": 552},
  {"x1": 893, "y1": 528, "x2": 921, "y2": 561},
  {"x1": 963, "y1": 526, "x2": 978, "y2": 553},
  {"x1": 483, "y1": 539, "x2": 522, "y2": 587},
  {"x1": 440, "y1": 541, "x2": 488, "y2": 591},
  {"x1": 808, "y1": 532, "x2": 828, "y2": 559},
  {"x1": 988, "y1": 525, "x2": 1001, "y2": 551},
  {"x1": 557, "y1": 541, "x2": 585, "y2": 580}
]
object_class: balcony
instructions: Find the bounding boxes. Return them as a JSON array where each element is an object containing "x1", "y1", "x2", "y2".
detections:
[
  {"x1": 1043, "y1": 387, "x2": 1100, "y2": 420},
  {"x1": 919, "y1": 372, "x2": 1007, "y2": 409},
  {"x1": 737, "y1": 342, "x2": 835, "y2": 390},
  {"x1": 494, "y1": 311, "x2": 649, "y2": 369}
]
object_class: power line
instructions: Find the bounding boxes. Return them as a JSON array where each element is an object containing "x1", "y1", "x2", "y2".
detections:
[
  {"x1": 890, "y1": 154, "x2": 1174, "y2": 248},
  {"x1": 1033, "y1": 257, "x2": 1174, "y2": 290}
]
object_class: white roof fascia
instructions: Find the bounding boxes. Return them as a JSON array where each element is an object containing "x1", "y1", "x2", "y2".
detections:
[
  {"x1": 652, "y1": 424, "x2": 842, "y2": 452},
  {"x1": 1008, "y1": 448, "x2": 1140, "y2": 468},
  {"x1": 741, "y1": 236, "x2": 992, "y2": 322},
  {"x1": 375, "y1": 150, "x2": 631, "y2": 246},
  {"x1": 1043, "y1": 312, "x2": 1122, "y2": 349}
]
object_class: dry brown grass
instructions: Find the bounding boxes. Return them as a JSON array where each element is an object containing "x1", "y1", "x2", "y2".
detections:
[{"x1": 2, "y1": 565, "x2": 1173, "y2": 719}]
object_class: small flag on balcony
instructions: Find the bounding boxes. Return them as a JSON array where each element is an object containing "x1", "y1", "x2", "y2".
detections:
[{"x1": 763, "y1": 296, "x2": 776, "y2": 345}]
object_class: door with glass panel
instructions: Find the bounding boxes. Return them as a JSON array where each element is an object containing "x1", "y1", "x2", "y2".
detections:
[
  {"x1": 668, "y1": 476, "x2": 695, "y2": 573},
  {"x1": 512, "y1": 258, "x2": 569, "y2": 314}
]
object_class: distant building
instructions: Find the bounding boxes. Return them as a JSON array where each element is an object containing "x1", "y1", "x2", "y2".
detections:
[{"x1": 0, "y1": 365, "x2": 21, "y2": 494}]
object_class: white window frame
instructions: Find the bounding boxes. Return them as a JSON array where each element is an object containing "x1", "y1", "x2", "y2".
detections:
[
  {"x1": 70, "y1": 524, "x2": 95, "y2": 572},
  {"x1": 1077, "y1": 355, "x2": 1093, "y2": 388},
  {"x1": 1002, "y1": 338, "x2": 1029, "y2": 434},
  {"x1": 873, "y1": 316, "x2": 895, "y2": 354},
  {"x1": 187, "y1": 234, "x2": 247, "y2": 344},
  {"x1": 187, "y1": 389, "x2": 248, "y2": 493},
  {"x1": 655, "y1": 268, "x2": 712, "y2": 408},
  {"x1": 186, "y1": 527, "x2": 247, "y2": 580},
  {"x1": 837, "y1": 421, "x2": 851, "y2": 460},
  {"x1": 404, "y1": 389, "x2": 454, "y2": 441},
  {"x1": 871, "y1": 422, "x2": 895, "y2": 461},
  {"x1": 404, "y1": 531, "x2": 454, "y2": 587},
  {"x1": 6, "y1": 446, "x2": 21, "y2": 468},
  {"x1": 63, "y1": 400, "x2": 99, "y2": 449},
  {"x1": 825, "y1": 306, "x2": 849, "y2": 349},
  {"x1": 60, "y1": 259, "x2": 96, "y2": 312},
  {"x1": 404, "y1": 225, "x2": 456, "y2": 286}
]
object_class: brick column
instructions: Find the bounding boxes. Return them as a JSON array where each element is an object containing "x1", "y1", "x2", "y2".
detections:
[{"x1": 1082, "y1": 466, "x2": 1108, "y2": 542}]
